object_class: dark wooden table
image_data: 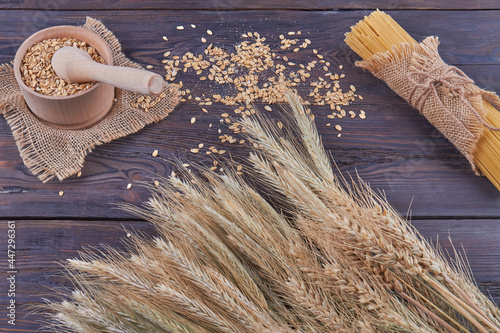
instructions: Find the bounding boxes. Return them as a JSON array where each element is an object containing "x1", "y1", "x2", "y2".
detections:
[{"x1": 1, "y1": 1, "x2": 500, "y2": 331}]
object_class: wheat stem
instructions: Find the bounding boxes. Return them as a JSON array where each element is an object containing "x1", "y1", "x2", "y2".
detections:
[
  {"x1": 424, "y1": 275, "x2": 491, "y2": 333},
  {"x1": 397, "y1": 275, "x2": 468, "y2": 332},
  {"x1": 443, "y1": 273, "x2": 499, "y2": 330},
  {"x1": 398, "y1": 291, "x2": 460, "y2": 333}
]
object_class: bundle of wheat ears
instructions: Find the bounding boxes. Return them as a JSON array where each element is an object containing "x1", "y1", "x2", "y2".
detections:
[{"x1": 44, "y1": 93, "x2": 500, "y2": 332}]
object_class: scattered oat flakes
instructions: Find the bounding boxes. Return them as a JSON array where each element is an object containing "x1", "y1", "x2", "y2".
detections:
[
  {"x1": 335, "y1": 124, "x2": 342, "y2": 131},
  {"x1": 152, "y1": 149, "x2": 158, "y2": 157},
  {"x1": 126, "y1": 183, "x2": 132, "y2": 190},
  {"x1": 207, "y1": 29, "x2": 213, "y2": 35},
  {"x1": 77, "y1": 171, "x2": 82, "y2": 177},
  {"x1": 190, "y1": 117, "x2": 196, "y2": 124},
  {"x1": 190, "y1": 148, "x2": 199, "y2": 153},
  {"x1": 161, "y1": 29, "x2": 366, "y2": 152},
  {"x1": 59, "y1": 191, "x2": 64, "y2": 196},
  {"x1": 177, "y1": 26, "x2": 184, "y2": 30},
  {"x1": 154, "y1": 180, "x2": 160, "y2": 187},
  {"x1": 191, "y1": 24, "x2": 196, "y2": 28}
]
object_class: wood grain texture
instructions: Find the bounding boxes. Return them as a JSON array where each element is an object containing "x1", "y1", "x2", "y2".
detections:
[
  {"x1": 1, "y1": 10, "x2": 500, "y2": 66},
  {"x1": 0, "y1": 218, "x2": 498, "y2": 332},
  {"x1": 1, "y1": 100, "x2": 500, "y2": 219},
  {"x1": 2, "y1": 0, "x2": 500, "y2": 10},
  {"x1": 0, "y1": 219, "x2": 155, "y2": 332},
  {"x1": 0, "y1": 10, "x2": 499, "y2": 218},
  {"x1": 0, "y1": 5, "x2": 499, "y2": 332}
]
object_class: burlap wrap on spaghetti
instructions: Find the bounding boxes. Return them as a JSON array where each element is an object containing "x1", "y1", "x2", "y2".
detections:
[
  {"x1": 0, "y1": 17, "x2": 180, "y2": 182},
  {"x1": 356, "y1": 36, "x2": 500, "y2": 173}
]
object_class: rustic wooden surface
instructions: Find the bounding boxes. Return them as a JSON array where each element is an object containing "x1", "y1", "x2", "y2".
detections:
[{"x1": 0, "y1": 2, "x2": 499, "y2": 332}]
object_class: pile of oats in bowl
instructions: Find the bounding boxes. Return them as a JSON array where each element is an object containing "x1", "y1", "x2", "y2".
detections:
[{"x1": 20, "y1": 37, "x2": 105, "y2": 96}]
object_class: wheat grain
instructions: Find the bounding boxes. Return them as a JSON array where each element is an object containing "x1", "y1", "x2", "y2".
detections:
[
  {"x1": 44, "y1": 93, "x2": 500, "y2": 333},
  {"x1": 21, "y1": 37, "x2": 105, "y2": 96}
]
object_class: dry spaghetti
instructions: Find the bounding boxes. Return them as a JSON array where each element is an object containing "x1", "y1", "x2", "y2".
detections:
[{"x1": 345, "y1": 10, "x2": 500, "y2": 191}]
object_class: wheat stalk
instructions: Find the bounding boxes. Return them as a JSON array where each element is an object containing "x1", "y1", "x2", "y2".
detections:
[
  {"x1": 242, "y1": 92, "x2": 500, "y2": 332},
  {"x1": 42, "y1": 92, "x2": 500, "y2": 333}
]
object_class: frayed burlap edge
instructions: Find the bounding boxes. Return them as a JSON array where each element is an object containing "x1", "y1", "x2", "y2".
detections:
[
  {"x1": 356, "y1": 36, "x2": 499, "y2": 174},
  {"x1": 0, "y1": 17, "x2": 180, "y2": 182}
]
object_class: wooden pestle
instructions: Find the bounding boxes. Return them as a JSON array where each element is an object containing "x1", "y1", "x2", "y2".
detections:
[{"x1": 52, "y1": 46, "x2": 164, "y2": 95}]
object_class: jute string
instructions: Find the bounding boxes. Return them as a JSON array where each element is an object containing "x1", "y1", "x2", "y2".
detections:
[
  {"x1": 357, "y1": 36, "x2": 500, "y2": 173},
  {"x1": 0, "y1": 17, "x2": 180, "y2": 182}
]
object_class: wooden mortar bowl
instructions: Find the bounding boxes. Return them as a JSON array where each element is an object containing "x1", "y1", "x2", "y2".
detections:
[{"x1": 13, "y1": 26, "x2": 114, "y2": 130}]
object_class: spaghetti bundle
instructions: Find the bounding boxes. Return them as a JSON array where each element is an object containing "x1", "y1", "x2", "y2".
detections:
[{"x1": 345, "y1": 10, "x2": 500, "y2": 190}]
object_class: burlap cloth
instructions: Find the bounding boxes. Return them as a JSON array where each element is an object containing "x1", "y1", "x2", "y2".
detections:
[
  {"x1": 357, "y1": 36, "x2": 500, "y2": 173},
  {"x1": 0, "y1": 17, "x2": 180, "y2": 182}
]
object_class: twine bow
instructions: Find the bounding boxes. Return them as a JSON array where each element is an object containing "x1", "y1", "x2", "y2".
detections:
[{"x1": 406, "y1": 64, "x2": 500, "y2": 132}]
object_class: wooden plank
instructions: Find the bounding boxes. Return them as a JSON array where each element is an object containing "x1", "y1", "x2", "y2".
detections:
[
  {"x1": 411, "y1": 219, "x2": 500, "y2": 292},
  {"x1": 0, "y1": 219, "x2": 155, "y2": 332},
  {"x1": 1, "y1": 10, "x2": 500, "y2": 66},
  {"x1": 0, "y1": 6, "x2": 498, "y2": 333},
  {"x1": 0, "y1": 218, "x2": 498, "y2": 331},
  {"x1": 1, "y1": 100, "x2": 500, "y2": 219},
  {"x1": 1, "y1": 0, "x2": 500, "y2": 10},
  {"x1": 0, "y1": 10, "x2": 499, "y2": 219}
]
